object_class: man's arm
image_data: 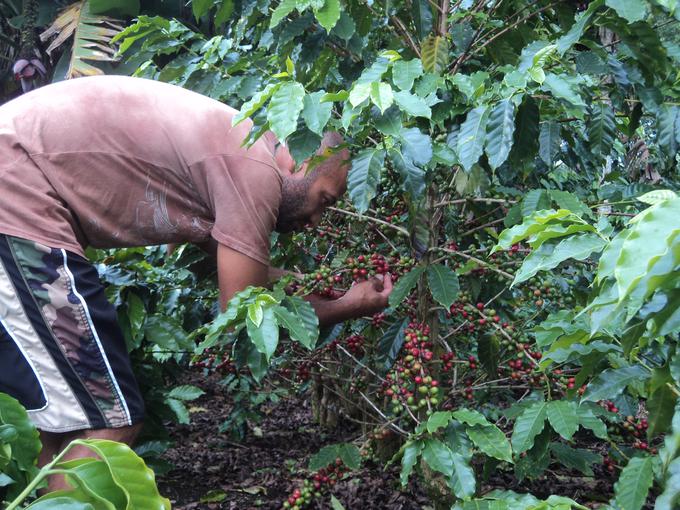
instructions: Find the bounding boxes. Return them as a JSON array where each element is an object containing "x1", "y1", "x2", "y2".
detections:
[
  {"x1": 216, "y1": 242, "x2": 392, "y2": 325},
  {"x1": 306, "y1": 274, "x2": 393, "y2": 326},
  {"x1": 217, "y1": 243, "x2": 268, "y2": 310}
]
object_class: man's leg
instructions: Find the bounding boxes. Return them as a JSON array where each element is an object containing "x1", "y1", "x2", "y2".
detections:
[{"x1": 41, "y1": 423, "x2": 143, "y2": 492}]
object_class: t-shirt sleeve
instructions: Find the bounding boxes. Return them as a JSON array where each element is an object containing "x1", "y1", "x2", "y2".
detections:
[{"x1": 189, "y1": 154, "x2": 282, "y2": 265}]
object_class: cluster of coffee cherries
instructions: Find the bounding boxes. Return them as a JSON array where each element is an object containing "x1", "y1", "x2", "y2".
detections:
[
  {"x1": 616, "y1": 416, "x2": 657, "y2": 453},
  {"x1": 602, "y1": 455, "x2": 616, "y2": 474},
  {"x1": 381, "y1": 323, "x2": 442, "y2": 415},
  {"x1": 280, "y1": 459, "x2": 348, "y2": 510},
  {"x1": 328, "y1": 334, "x2": 366, "y2": 357},
  {"x1": 600, "y1": 400, "x2": 619, "y2": 414},
  {"x1": 191, "y1": 349, "x2": 237, "y2": 375}
]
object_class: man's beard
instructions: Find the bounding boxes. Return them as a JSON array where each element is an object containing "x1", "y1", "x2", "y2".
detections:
[{"x1": 276, "y1": 177, "x2": 311, "y2": 233}]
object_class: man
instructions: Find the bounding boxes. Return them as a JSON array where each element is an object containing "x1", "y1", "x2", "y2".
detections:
[{"x1": 0, "y1": 75, "x2": 392, "y2": 488}]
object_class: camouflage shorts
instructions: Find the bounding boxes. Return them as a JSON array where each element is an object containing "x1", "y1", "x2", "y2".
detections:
[{"x1": 0, "y1": 234, "x2": 144, "y2": 432}]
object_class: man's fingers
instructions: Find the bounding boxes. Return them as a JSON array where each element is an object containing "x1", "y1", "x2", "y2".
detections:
[{"x1": 380, "y1": 273, "x2": 393, "y2": 296}]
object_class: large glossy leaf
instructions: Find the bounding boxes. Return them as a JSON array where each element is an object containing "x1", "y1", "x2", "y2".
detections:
[
  {"x1": 466, "y1": 425, "x2": 513, "y2": 463},
  {"x1": 281, "y1": 296, "x2": 319, "y2": 348},
  {"x1": 0, "y1": 393, "x2": 40, "y2": 473},
  {"x1": 422, "y1": 438, "x2": 454, "y2": 477},
  {"x1": 542, "y1": 73, "x2": 586, "y2": 108},
  {"x1": 393, "y1": 59, "x2": 423, "y2": 90},
  {"x1": 427, "y1": 264, "x2": 460, "y2": 309},
  {"x1": 576, "y1": 405, "x2": 608, "y2": 439},
  {"x1": 511, "y1": 96, "x2": 539, "y2": 162},
  {"x1": 400, "y1": 127, "x2": 433, "y2": 166},
  {"x1": 67, "y1": 439, "x2": 170, "y2": 509},
  {"x1": 614, "y1": 198, "x2": 680, "y2": 301},
  {"x1": 647, "y1": 385, "x2": 677, "y2": 437},
  {"x1": 448, "y1": 452, "x2": 476, "y2": 499},
  {"x1": 512, "y1": 233, "x2": 606, "y2": 285},
  {"x1": 347, "y1": 148, "x2": 386, "y2": 213},
  {"x1": 388, "y1": 266, "x2": 425, "y2": 308},
  {"x1": 485, "y1": 99, "x2": 516, "y2": 170},
  {"x1": 549, "y1": 443, "x2": 601, "y2": 476},
  {"x1": 399, "y1": 440, "x2": 423, "y2": 486},
  {"x1": 511, "y1": 401, "x2": 547, "y2": 453},
  {"x1": 302, "y1": 91, "x2": 333, "y2": 135},
  {"x1": 270, "y1": 0, "x2": 297, "y2": 27},
  {"x1": 587, "y1": 103, "x2": 616, "y2": 155},
  {"x1": 421, "y1": 35, "x2": 449, "y2": 73},
  {"x1": 615, "y1": 456, "x2": 654, "y2": 510},
  {"x1": 26, "y1": 497, "x2": 97, "y2": 510},
  {"x1": 166, "y1": 385, "x2": 204, "y2": 401},
  {"x1": 492, "y1": 209, "x2": 575, "y2": 252},
  {"x1": 546, "y1": 401, "x2": 579, "y2": 440},
  {"x1": 370, "y1": 82, "x2": 394, "y2": 113},
  {"x1": 233, "y1": 83, "x2": 280, "y2": 126},
  {"x1": 267, "y1": 81, "x2": 305, "y2": 141},
  {"x1": 40, "y1": 1, "x2": 123, "y2": 78},
  {"x1": 389, "y1": 149, "x2": 426, "y2": 197},
  {"x1": 393, "y1": 90, "x2": 431, "y2": 118},
  {"x1": 314, "y1": 0, "x2": 341, "y2": 32},
  {"x1": 581, "y1": 366, "x2": 650, "y2": 402},
  {"x1": 457, "y1": 105, "x2": 490, "y2": 172},
  {"x1": 657, "y1": 106, "x2": 679, "y2": 158},
  {"x1": 605, "y1": 0, "x2": 648, "y2": 22},
  {"x1": 538, "y1": 121, "x2": 560, "y2": 166}
]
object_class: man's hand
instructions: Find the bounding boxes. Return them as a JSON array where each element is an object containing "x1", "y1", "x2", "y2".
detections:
[
  {"x1": 307, "y1": 274, "x2": 393, "y2": 326},
  {"x1": 339, "y1": 274, "x2": 393, "y2": 316}
]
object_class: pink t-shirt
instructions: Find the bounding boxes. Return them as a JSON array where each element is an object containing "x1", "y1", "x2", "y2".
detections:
[{"x1": 0, "y1": 75, "x2": 282, "y2": 265}]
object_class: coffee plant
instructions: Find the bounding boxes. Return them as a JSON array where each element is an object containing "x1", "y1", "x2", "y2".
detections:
[{"x1": 3, "y1": 0, "x2": 680, "y2": 507}]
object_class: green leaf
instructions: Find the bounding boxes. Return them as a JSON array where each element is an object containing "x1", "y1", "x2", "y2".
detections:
[
  {"x1": 511, "y1": 96, "x2": 540, "y2": 162},
  {"x1": 393, "y1": 90, "x2": 431, "y2": 118},
  {"x1": 287, "y1": 128, "x2": 322, "y2": 164},
  {"x1": 192, "y1": 0, "x2": 212, "y2": 20},
  {"x1": 549, "y1": 190, "x2": 593, "y2": 218},
  {"x1": 247, "y1": 302, "x2": 263, "y2": 327},
  {"x1": 549, "y1": 443, "x2": 601, "y2": 476},
  {"x1": 542, "y1": 73, "x2": 586, "y2": 108},
  {"x1": 377, "y1": 318, "x2": 409, "y2": 369},
  {"x1": 233, "y1": 83, "x2": 279, "y2": 126},
  {"x1": 466, "y1": 425, "x2": 513, "y2": 463},
  {"x1": 267, "y1": 81, "x2": 305, "y2": 141},
  {"x1": 215, "y1": 0, "x2": 234, "y2": 25},
  {"x1": 657, "y1": 106, "x2": 679, "y2": 158},
  {"x1": 605, "y1": 0, "x2": 648, "y2": 22},
  {"x1": 166, "y1": 398, "x2": 190, "y2": 424},
  {"x1": 309, "y1": 444, "x2": 339, "y2": 471},
  {"x1": 538, "y1": 121, "x2": 561, "y2": 166},
  {"x1": 388, "y1": 266, "x2": 425, "y2": 308},
  {"x1": 448, "y1": 452, "x2": 476, "y2": 499},
  {"x1": 477, "y1": 333, "x2": 500, "y2": 378},
  {"x1": 400, "y1": 440, "x2": 423, "y2": 486},
  {"x1": 427, "y1": 264, "x2": 460, "y2": 309},
  {"x1": 637, "y1": 189, "x2": 678, "y2": 205},
  {"x1": 270, "y1": 0, "x2": 298, "y2": 27},
  {"x1": 26, "y1": 497, "x2": 97, "y2": 510},
  {"x1": 302, "y1": 91, "x2": 333, "y2": 135},
  {"x1": 347, "y1": 148, "x2": 385, "y2": 213},
  {"x1": 614, "y1": 456, "x2": 654, "y2": 510},
  {"x1": 513, "y1": 233, "x2": 606, "y2": 285},
  {"x1": 314, "y1": 0, "x2": 341, "y2": 31},
  {"x1": 457, "y1": 105, "x2": 490, "y2": 172},
  {"x1": 576, "y1": 405, "x2": 608, "y2": 439},
  {"x1": 330, "y1": 495, "x2": 346, "y2": 510},
  {"x1": 452, "y1": 408, "x2": 492, "y2": 427},
  {"x1": 587, "y1": 103, "x2": 616, "y2": 155},
  {"x1": 421, "y1": 35, "x2": 449, "y2": 73},
  {"x1": 400, "y1": 127, "x2": 432, "y2": 166},
  {"x1": 145, "y1": 315, "x2": 189, "y2": 350},
  {"x1": 389, "y1": 149, "x2": 426, "y2": 197},
  {"x1": 393, "y1": 59, "x2": 423, "y2": 90},
  {"x1": 614, "y1": 198, "x2": 680, "y2": 301},
  {"x1": 485, "y1": 99, "x2": 516, "y2": 170},
  {"x1": 582, "y1": 366, "x2": 651, "y2": 402},
  {"x1": 556, "y1": 0, "x2": 604, "y2": 54},
  {"x1": 68, "y1": 439, "x2": 171, "y2": 509},
  {"x1": 647, "y1": 385, "x2": 677, "y2": 437},
  {"x1": 493, "y1": 209, "x2": 574, "y2": 252},
  {"x1": 337, "y1": 443, "x2": 361, "y2": 469},
  {"x1": 90, "y1": 0, "x2": 140, "y2": 17},
  {"x1": 511, "y1": 401, "x2": 547, "y2": 453},
  {"x1": 427, "y1": 411, "x2": 453, "y2": 433},
  {"x1": 370, "y1": 82, "x2": 394, "y2": 113},
  {"x1": 167, "y1": 385, "x2": 204, "y2": 401},
  {"x1": 411, "y1": 0, "x2": 433, "y2": 39},
  {"x1": 546, "y1": 401, "x2": 579, "y2": 440},
  {"x1": 422, "y1": 438, "x2": 454, "y2": 477},
  {"x1": 0, "y1": 393, "x2": 40, "y2": 473},
  {"x1": 281, "y1": 296, "x2": 319, "y2": 348}
]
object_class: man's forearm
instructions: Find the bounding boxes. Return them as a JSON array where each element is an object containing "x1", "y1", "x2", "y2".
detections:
[{"x1": 305, "y1": 294, "x2": 361, "y2": 327}]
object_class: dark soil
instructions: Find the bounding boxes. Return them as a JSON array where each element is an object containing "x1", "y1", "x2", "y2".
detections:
[{"x1": 155, "y1": 371, "x2": 629, "y2": 510}]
